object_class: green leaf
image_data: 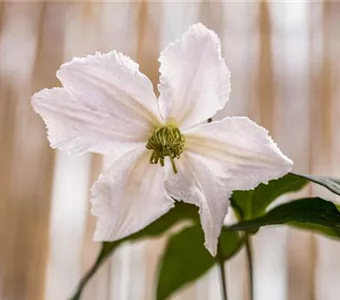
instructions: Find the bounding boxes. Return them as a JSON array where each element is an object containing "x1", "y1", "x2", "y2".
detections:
[
  {"x1": 228, "y1": 197, "x2": 340, "y2": 234},
  {"x1": 156, "y1": 226, "x2": 243, "y2": 300},
  {"x1": 292, "y1": 173, "x2": 340, "y2": 196},
  {"x1": 69, "y1": 202, "x2": 198, "y2": 300},
  {"x1": 231, "y1": 173, "x2": 308, "y2": 220},
  {"x1": 290, "y1": 222, "x2": 340, "y2": 240}
]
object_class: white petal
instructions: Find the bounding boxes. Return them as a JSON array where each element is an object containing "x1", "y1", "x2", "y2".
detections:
[
  {"x1": 57, "y1": 51, "x2": 162, "y2": 126},
  {"x1": 32, "y1": 88, "x2": 147, "y2": 156},
  {"x1": 184, "y1": 117, "x2": 293, "y2": 191},
  {"x1": 165, "y1": 152, "x2": 230, "y2": 256},
  {"x1": 91, "y1": 147, "x2": 174, "y2": 242},
  {"x1": 158, "y1": 23, "x2": 231, "y2": 128}
]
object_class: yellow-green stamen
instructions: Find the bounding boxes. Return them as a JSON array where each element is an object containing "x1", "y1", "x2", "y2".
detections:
[{"x1": 146, "y1": 126, "x2": 185, "y2": 174}]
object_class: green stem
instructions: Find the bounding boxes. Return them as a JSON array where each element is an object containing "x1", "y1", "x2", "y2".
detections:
[
  {"x1": 245, "y1": 233, "x2": 254, "y2": 300},
  {"x1": 217, "y1": 242, "x2": 228, "y2": 300},
  {"x1": 69, "y1": 243, "x2": 119, "y2": 300}
]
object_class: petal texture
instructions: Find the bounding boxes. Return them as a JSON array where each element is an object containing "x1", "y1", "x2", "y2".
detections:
[
  {"x1": 91, "y1": 147, "x2": 174, "y2": 242},
  {"x1": 165, "y1": 152, "x2": 230, "y2": 256},
  {"x1": 184, "y1": 117, "x2": 293, "y2": 191},
  {"x1": 32, "y1": 88, "x2": 146, "y2": 156},
  {"x1": 158, "y1": 23, "x2": 231, "y2": 128},
  {"x1": 57, "y1": 51, "x2": 162, "y2": 126}
]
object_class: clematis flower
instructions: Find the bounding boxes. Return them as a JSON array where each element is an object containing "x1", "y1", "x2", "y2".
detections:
[{"x1": 31, "y1": 23, "x2": 292, "y2": 255}]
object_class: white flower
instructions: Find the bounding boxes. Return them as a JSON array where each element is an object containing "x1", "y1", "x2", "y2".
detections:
[{"x1": 31, "y1": 23, "x2": 292, "y2": 256}]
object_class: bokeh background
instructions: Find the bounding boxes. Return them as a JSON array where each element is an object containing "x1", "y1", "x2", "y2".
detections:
[{"x1": 0, "y1": 1, "x2": 340, "y2": 300}]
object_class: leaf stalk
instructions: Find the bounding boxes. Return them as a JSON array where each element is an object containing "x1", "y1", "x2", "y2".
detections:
[
  {"x1": 245, "y1": 233, "x2": 254, "y2": 300},
  {"x1": 217, "y1": 242, "x2": 228, "y2": 300}
]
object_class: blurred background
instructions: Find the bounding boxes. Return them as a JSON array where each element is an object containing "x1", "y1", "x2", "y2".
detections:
[{"x1": 0, "y1": 1, "x2": 340, "y2": 300}]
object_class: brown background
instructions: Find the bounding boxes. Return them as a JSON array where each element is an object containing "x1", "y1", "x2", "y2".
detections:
[{"x1": 0, "y1": 1, "x2": 339, "y2": 300}]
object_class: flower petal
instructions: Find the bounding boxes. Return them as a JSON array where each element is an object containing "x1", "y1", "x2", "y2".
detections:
[
  {"x1": 184, "y1": 117, "x2": 293, "y2": 191},
  {"x1": 57, "y1": 51, "x2": 162, "y2": 126},
  {"x1": 32, "y1": 51, "x2": 164, "y2": 156},
  {"x1": 165, "y1": 152, "x2": 230, "y2": 256},
  {"x1": 91, "y1": 147, "x2": 174, "y2": 242},
  {"x1": 32, "y1": 88, "x2": 148, "y2": 156},
  {"x1": 158, "y1": 23, "x2": 231, "y2": 128}
]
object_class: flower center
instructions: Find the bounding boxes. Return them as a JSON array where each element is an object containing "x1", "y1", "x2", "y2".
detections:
[{"x1": 146, "y1": 126, "x2": 185, "y2": 174}]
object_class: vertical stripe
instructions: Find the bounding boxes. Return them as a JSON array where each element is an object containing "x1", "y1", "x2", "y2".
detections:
[
  {"x1": 252, "y1": 3, "x2": 287, "y2": 300},
  {"x1": 314, "y1": 3, "x2": 340, "y2": 300},
  {"x1": 45, "y1": 151, "x2": 91, "y2": 300}
]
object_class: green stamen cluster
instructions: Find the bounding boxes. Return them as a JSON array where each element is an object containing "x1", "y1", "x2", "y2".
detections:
[{"x1": 146, "y1": 126, "x2": 185, "y2": 174}]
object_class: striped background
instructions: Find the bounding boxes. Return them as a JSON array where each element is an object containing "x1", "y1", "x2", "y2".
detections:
[{"x1": 0, "y1": 1, "x2": 339, "y2": 300}]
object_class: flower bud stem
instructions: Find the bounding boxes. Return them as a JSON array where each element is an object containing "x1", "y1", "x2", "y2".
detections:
[
  {"x1": 217, "y1": 242, "x2": 228, "y2": 300},
  {"x1": 245, "y1": 233, "x2": 254, "y2": 300}
]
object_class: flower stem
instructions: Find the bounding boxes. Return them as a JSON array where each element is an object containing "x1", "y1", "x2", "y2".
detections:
[
  {"x1": 245, "y1": 233, "x2": 254, "y2": 300},
  {"x1": 217, "y1": 242, "x2": 228, "y2": 300}
]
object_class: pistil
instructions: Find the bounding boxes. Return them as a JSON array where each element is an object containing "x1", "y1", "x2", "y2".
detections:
[{"x1": 146, "y1": 126, "x2": 185, "y2": 174}]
